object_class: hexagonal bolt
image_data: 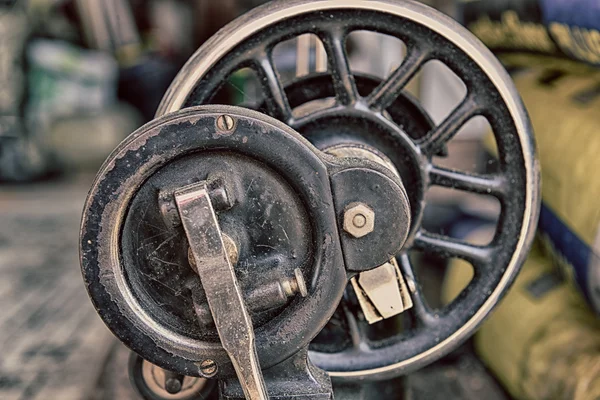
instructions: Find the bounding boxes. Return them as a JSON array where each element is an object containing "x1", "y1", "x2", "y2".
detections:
[{"x1": 343, "y1": 203, "x2": 375, "y2": 238}]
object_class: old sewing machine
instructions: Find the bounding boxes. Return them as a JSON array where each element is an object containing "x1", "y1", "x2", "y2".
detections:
[{"x1": 79, "y1": 1, "x2": 540, "y2": 399}]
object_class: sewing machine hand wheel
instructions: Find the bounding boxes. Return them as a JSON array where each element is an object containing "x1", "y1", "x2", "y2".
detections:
[{"x1": 80, "y1": 0, "x2": 540, "y2": 397}]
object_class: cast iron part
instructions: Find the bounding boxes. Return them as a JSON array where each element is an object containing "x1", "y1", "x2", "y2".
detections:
[
  {"x1": 157, "y1": 0, "x2": 540, "y2": 381},
  {"x1": 175, "y1": 180, "x2": 268, "y2": 399},
  {"x1": 80, "y1": 105, "x2": 410, "y2": 397}
]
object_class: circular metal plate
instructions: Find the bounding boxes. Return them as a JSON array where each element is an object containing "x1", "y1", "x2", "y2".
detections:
[{"x1": 80, "y1": 105, "x2": 347, "y2": 377}]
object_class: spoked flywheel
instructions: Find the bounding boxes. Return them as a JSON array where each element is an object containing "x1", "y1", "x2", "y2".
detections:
[
  {"x1": 80, "y1": 1, "x2": 540, "y2": 398},
  {"x1": 155, "y1": 0, "x2": 540, "y2": 380}
]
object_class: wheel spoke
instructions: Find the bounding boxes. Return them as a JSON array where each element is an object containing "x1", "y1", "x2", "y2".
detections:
[
  {"x1": 413, "y1": 231, "x2": 493, "y2": 266},
  {"x1": 429, "y1": 165, "x2": 507, "y2": 198},
  {"x1": 253, "y1": 53, "x2": 293, "y2": 123},
  {"x1": 320, "y1": 29, "x2": 358, "y2": 105},
  {"x1": 289, "y1": 104, "x2": 345, "y2": 131},
  {"x1": 418, "y1": 94, "x2": 480, "y2": 155},
  {"x1": 397, "y1": 254, "x2": 437, "y2": 328},
  {"x1": 342, "y1": 303, "x2": 364, "y2": 349},
  {"x1": 367, "y1": 47, "x2": 428, "y2": 111}
]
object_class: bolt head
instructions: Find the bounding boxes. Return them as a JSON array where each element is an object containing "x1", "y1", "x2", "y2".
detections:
[
  {"x1": 216, "y1": 114, "x2": 235, "y2": 133},
  {"x1": 165, "y1": 378, "x2": 182, "y2": 394},
  {"x1": 343, "y1": 203, "x2": 375, "y2": 238},
  {"x1": 199, "y1": 359, "x2": 218, "y2": 377}
]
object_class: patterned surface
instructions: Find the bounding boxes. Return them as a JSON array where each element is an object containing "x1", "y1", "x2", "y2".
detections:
[{"x1": 0, "y1": 175, "x2": 114, "y2": 400}]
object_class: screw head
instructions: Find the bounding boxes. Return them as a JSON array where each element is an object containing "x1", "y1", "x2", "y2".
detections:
[
  {"x1": 199, "y1": 359, "x2": 218, "y2": 377},
  {"x1": 216, "y1": 114, "x2": 236, "y2": 133},
  {"x1": 343, "y1": 203, "x2": 375, "y2": 238},
  {"x1": 165, "y1": 377, "x2": 182, "y2": 394}
]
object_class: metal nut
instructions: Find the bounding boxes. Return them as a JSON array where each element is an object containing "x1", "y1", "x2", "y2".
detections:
[{"x1": 343, "y1": 203, "x2": 375, "y2": 238}]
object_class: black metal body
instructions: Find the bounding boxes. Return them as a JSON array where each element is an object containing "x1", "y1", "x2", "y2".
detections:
[
  {"x1": 80, "y1": 1, "x2": 541, "y2": 398},
  {"x1": 156, "y1": 0, "x2": 540, "y2": 381},
  {"x1": 80, "y1": 105, "x2": 408, "y2": 395}
]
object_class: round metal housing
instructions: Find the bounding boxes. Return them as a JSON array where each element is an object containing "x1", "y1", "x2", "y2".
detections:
[{"x1": 80, "y1": 106, "x2": 349, "y2": 377}]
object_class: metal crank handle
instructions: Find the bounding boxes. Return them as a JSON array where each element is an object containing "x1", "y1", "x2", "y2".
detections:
[{"x1": 174, "y1": 181, "x2": 269, "y2": 400}]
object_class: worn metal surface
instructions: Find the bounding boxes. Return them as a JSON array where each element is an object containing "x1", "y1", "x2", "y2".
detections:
[
  {"x1": 330, "y1": 165, "x2": 411, "y2": 273},
  {"x1": 351, "y1": 258, "x2": 413, "y2": 324},
  {"x1": 79, "y1": 106, "x2": 352, "y2": 377},
  {"x1": 0, "y1": 176, "x2": 114, "y2": 400},
  {"x1": 128, "y1": 351, "x2": 215, "y2": 400},
  {"x1": 221, "y1": 350, "x2": 332, "y2": 400},
  {"x1": 193, "y1": 275, "x2": 303, "y2": 327},
  {"x1": 154, "y1": 0, "x2": 540, "y2": 380},
  {"x1": 79, "y1": 104, "x2": 412, "y2": 399},
  {"x1": 175, "y1": 181, "x2": 268, "y2": 399},
  {"x1": 101, "y1": 341, "x2": 510, "y2": 400}
]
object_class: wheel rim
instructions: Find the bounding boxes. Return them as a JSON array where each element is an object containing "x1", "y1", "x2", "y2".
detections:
[{"x1": 155, "y1": 0, "x2": 540, "y2": 380}]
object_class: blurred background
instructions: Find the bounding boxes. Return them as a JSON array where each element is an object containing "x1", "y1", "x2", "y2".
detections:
[{"x1": 1, "y1": 0, "x2": 600, "y2": 399}]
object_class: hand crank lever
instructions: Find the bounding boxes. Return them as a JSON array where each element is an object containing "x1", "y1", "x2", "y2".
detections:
[{"x1": 174, "y1": 181, "x2": 269, "y2": 400}]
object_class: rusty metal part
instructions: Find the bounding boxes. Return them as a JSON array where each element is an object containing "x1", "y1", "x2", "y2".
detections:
[
  {"x1": 351, "y1": 258, "x2": 413, "y2": 324},
  {"x1": 174, "y1": 181, "x2": 268, "y2": 400}
]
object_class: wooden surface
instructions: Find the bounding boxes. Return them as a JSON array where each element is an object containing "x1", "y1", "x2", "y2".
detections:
[
  {"x1": 0, "y1": 175, "x2": 115, "y2": 400},
  {"x1": 0, "y1": 175, "x2": 509, "y2": 400}
]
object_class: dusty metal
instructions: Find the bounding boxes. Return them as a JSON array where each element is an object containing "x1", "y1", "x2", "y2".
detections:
[
  {"x1": 194, "y1": 272, "x2": 308, "y2": 327},
  {"x1": 163, "y1": 370, "x2": 184, "y2": 394},
  {"x1": 174, "y1": 181, "x2": 268, "y2": 400},
  {"x1": 351, "y1": 258, "x2": 413, "y2": 324},
  {"x1": 188, "y1": 233, "x2": 239, "y2": 273},
  {"x1": 199, "y1": 359, "x2": 218, "y2": 378},
  {"x1": 152, "y1": 0, "x2": 540, "y2": 379},
  {"x1": 159, "y1": 178, "x2": 233, "y2": 229},
  {"x1": 343, "y1": 203, "x2": 375, "y2": 239},
  {"x1": 80, "y1": 105, "x2": 351, "y2": 379},
  {"x1": 81, "y1": 0, "x2": 542, "y2": 389},
  {"x1": 130, "y1": 353, "x2": 214, "y2": 399},
  {"x1": 295, "y1": 268, "x2": 308, "y2": 297}
]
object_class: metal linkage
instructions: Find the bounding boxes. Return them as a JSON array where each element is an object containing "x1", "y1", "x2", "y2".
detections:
[
  {"x1": 174, "y1": 181, "x2": 268, "y2": 400},
  {"x1": 351, "y1": 258, "x2": 413, "y2": 324}
]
